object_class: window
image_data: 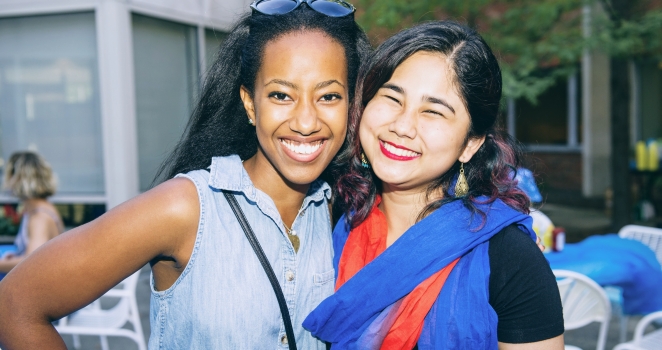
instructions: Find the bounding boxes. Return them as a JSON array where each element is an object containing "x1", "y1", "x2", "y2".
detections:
[
  {"x1": 0, "y1": 12, "x2": 104, "y2": 195},
  {"x1": 508, "y1": 73, "x2": 582, "y2": 150},
  {"x1": 133, "y1": 14, "x2": 199, "y2": 191}
]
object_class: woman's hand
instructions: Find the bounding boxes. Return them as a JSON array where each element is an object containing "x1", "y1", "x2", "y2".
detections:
[
  {"x1": 499, "y1": 335, "x2": 564, "y2": 349},
  {"x1": 536, "y1": 235, "x2": 545, "y2": 252}
]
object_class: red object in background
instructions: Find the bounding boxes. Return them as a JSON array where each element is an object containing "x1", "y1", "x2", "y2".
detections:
[
  {"x1": 552, "y1": 227, "x2": 566, "y2": 252},
  {"x1": 3, "y1": 204, "x2": 20, "y2": 225}
]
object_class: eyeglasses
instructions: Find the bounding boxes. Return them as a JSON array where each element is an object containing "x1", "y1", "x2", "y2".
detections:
[{"x1": 250, "y1": 0, "x2": 355, "y2": 18}]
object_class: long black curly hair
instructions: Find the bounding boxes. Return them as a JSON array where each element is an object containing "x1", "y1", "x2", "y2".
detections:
[{"x1": 155, "y1": 5, "x2": 370, "y2": 183}]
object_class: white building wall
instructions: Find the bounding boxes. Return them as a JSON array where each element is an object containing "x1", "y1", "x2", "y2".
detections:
[
  {"x1": 0, "y1": 0, "x2": 249, "y2": 209},
  {"x1": 0, "y1": 0, "x2": 249, "y2": 29}
]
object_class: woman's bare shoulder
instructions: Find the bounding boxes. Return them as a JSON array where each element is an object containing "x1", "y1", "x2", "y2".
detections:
[
  {"x1": 144, "y1": 177, "x2": 201, "y2": 222},
  {"x1": 143, "y1": 177, "x2": 201, "y2": 254}
]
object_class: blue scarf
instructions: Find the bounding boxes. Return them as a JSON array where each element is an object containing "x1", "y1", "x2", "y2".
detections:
[{"x1": 303, "y1": 198, "x2": 535, "y2": 349}]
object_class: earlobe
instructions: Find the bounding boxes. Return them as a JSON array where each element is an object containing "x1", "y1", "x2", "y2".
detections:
[
  {"x1": 239, "y1": 86, "x2": 256, "y2": 123},
  {"x1": 459, "y1": 136, "x2": 486, "y2": 163}
]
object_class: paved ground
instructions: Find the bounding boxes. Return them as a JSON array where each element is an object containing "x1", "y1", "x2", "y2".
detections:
[
  {"x1": 61, "y1": 204, "x2": 654, "y2": 349},
  {"x1": 538, "y1": 203, "x2": 613, "y2": 242}
]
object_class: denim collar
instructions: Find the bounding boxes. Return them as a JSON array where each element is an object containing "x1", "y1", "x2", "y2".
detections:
[{"x1": 208, "y1": 155, "x2": 331, "y2": 210}]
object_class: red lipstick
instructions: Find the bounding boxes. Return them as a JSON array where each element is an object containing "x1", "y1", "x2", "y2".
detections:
[{"x1": 379, "y1": 141, "x2": 420, "y2": 161}]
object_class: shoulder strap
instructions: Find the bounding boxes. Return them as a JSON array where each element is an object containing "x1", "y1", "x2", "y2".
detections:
[
  {"x1": 27, "y1": 207, "x2": 64, "y2": 233},
  {"x1": 222, "y1": 190, "x2": 297, "y2": 350}
]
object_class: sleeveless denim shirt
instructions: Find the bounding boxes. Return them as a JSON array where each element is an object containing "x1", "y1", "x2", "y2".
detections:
[{"x1": 149, "y1": 155, "x2": 335, "y2": 349}]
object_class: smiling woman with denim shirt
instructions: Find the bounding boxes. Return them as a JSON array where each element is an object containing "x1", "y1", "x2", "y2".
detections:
[{"x1": 0, "y1": 2, "x2": 369, "y2": 349}]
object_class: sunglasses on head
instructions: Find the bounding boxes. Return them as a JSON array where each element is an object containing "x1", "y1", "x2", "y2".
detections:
[{"x1": 250, "y1": 0, "x2": 355, "y2": 18}]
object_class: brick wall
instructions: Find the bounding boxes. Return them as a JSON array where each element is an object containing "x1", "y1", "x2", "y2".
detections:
[
  {"x1": 522, "y1": 152, "x2": 583, "y2": 191},
  {"x1": 521, "y1": 151, "x2": 606, "y2": 208}
]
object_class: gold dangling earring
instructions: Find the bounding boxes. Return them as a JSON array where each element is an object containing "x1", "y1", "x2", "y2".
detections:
[
  {"x1": 455, "y1": 162, "x2": 469, "y2": 197},
  {"x1": 361, "y1": 152, "x2": 370, "y2": 169}
]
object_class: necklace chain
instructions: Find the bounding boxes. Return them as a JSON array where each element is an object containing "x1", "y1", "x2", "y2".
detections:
[
  {"x1": 282, "y1": 222, "x2": 294, "y2": 235},
  {"x1": 282, "y1": 202, "x2": 305, "y2": 253},
  {"x1": 283, "y1": 220, "x2": 300, "y2": 253},
  {"x1": 282, "y1": 201, "x2": 305, "y2": 236}
]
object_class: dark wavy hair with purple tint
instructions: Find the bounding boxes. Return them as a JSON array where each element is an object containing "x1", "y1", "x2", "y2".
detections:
[{"x1": 334, "y1": 20, "x2": 530, "y2": 228}]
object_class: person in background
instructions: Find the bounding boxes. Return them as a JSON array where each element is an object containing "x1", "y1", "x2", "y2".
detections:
[
  {"x1": 515, "y1": 167, "x2": 563, "y2": 251},
  {"x1": 514, "y1": 167, "x2": 543, "y2": 204},
  {"x1": 0, "y1": 151, "x2": 64, "y2": 277}
]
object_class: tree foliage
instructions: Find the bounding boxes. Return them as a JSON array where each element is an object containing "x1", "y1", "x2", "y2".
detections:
[
  {"x1": 595, "y1": 0, "x2": 662, "y2": 59},
  {"x1": 354, "y1": 0, "x2": 662, "y2": 102}
]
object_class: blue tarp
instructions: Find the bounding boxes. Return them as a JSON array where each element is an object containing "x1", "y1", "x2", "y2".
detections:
[
  {"x1": 546, "y1": 234, "x2": 662, "y2": 315},
  {"x1": 0, "y1": 244, "x2": 16, "y2": 258},
  {"x1": 0, "y1": 244, "x2": 16, "y2": 280}
]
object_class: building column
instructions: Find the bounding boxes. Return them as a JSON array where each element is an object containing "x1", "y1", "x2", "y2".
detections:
[
  {"x1": 96, "y1": 0, "x2": 139, "y2": 209},
  {"x1": 582, "y1": 3, "x2": 612, "y2": 197}
]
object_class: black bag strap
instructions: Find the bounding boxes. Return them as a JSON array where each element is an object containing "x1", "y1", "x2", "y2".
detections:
[{"x1": 222, "y1": 190, "x2": 297, "y2": 350}]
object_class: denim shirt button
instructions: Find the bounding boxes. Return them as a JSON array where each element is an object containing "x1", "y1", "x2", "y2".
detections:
[
  {"x1": 280, "y1": 334, "x2": 288, "y2": 345},
  {"x1": 286, "y1": 271, "x2": 295, "y2": 281}
]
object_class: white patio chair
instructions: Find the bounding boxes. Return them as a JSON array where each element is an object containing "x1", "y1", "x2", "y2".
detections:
[
  {"x1": 618, "y1": 225, "x2": 662, "y2": 266},
  {"x1": 554, "y1": 269, "x2": 611, "y2": 350},
  {"x1": 612, "y1": 225, "x2": 662, "y2": 342},
  {"x1": 612, "y1": 310, "x2": 662, "y2": 350},
  {"x1": 55, "y1": 270, "x2": 146, "y2": 350}
]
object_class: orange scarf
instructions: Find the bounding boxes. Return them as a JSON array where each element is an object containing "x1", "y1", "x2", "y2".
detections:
[{"x1": 336, "y1": 197, "x2": 460, "y2": 349}]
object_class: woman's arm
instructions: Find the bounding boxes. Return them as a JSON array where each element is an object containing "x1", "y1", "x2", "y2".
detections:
[
  {"x1": 0, "y1": 256, "x2": 21, "y2": 273},
  {"x1": 490, "y1": 226, "x2": 565, "y2": 349},
  {"x1": 0, "y1": 255, "x2": 23, "y2": 273},
  {"x1": 499, "y1": 335, "x2": 564, "y2": 349},
  {"x1": 0, "y1": 178, "x2": 199, "y2": 349}
]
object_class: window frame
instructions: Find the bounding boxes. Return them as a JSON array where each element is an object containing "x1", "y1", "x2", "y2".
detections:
[
  {"x1": 0, "y1": 1, "x2": 231, "y2": 208},
  {"x1": 507, "y1": 72, "x2": 582, "y2": 153}
]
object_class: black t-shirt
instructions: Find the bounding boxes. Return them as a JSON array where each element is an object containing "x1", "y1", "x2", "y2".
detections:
[
  {"x1": 413, "y1": 225, "x2": 563, "y2": 349},
  {"x1": 488, "y1": 224, "x2": 565, "y2": 343}
]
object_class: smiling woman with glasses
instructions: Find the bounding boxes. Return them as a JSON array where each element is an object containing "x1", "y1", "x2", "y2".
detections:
[{"x1": 0, "y1": 2, "x2": 369, "y2": 349}]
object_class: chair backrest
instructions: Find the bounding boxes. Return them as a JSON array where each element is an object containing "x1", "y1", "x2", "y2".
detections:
[
  {"x1": 108, "y1": 270, "x2": 140, "y2": 295},
  {"x1": 94, "y1": 270, "x2": 141, "y2": 325},
  {"x1": 618, "y1": 225, "x2": 662, "y2": 266},
  {"x1": 613, "y1": 310, "x2": 662, "y2": 350},
  {"x1": 55, "y1": 270, "x2": 146, "y2": 350},
  {"x1": 554, "y1": 269, "x2": 611, "y2": 350}
]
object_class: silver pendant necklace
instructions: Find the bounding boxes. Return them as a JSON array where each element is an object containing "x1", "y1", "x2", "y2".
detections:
[{"x1": 283, "y1": 202, "x2": 304, "y2": 253}]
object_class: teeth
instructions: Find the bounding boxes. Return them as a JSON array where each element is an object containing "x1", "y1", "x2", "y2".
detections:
[
  {"x1": 281, "y1": 140, "x2": 323, "y2": 155},
  {"x1": 383, "y1": 142, "x2": 420, "y2": 158}
]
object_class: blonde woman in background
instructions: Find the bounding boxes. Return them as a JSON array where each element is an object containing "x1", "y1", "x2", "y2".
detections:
[{"x1": 0, "y1": 151, "x2": 64, "y2": 277}]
